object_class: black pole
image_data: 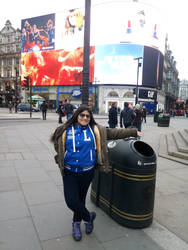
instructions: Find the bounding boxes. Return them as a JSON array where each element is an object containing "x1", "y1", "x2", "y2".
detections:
[
  {"x1": 15, "y1": 68, "x2": 18, "y2": 113},
  {"x1": 82, "y1": 0, "x2": 91, "y2": 105},
  {"x1": 29, "y1": 77, "x2": 32, "y2": 118},
  {"x1": 134, "y1": 57, "x2": 142, "y2": 105}
]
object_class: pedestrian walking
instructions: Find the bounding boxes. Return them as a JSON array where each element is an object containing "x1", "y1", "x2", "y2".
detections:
[
  {"x1": 8, "y1": 101, "x2": 13, "y2": 113},
  {"x1": 132, "y1": 104, "x2": 143, "y2": 140},
  {"x1": 120, "y1": 102, "x2": 136, "y2": 128},
  {"x1": 64, "y1": 99, "x2": 74, "y2": 120},
  {"x1": 40, "y1": 101, "x2": 48, "y2": 120},
  {"x1": 108, "y1": 102, "x2": 118, "y2": 128},
  {"x1": 142, "y1": 106, "x2": 147, "y2": 123},
  {"x1": 57, "y1": 101, "x2": 65, "y2": 124},
  {"x1": 50, "y1": 105, "x2": 143, "y2": 242}
]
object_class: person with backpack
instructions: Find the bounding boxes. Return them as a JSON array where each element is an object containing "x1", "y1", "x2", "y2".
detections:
[{"x1": 120, "y1": 102, "x2": 136, "y2": 128}]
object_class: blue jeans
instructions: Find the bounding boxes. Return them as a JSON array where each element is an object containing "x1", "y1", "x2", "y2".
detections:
[
  {"x1": 67, "y1": 113, "x2": 72, "y2": 120},
  {"x1": 135, "y1": 124, "x2": 142, "y2": 140},
  {"x1": 63, "y1": 168, "x2": 94, "y2": 222}
]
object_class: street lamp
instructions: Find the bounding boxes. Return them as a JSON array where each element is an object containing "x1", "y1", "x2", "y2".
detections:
[
  {"x1": 94, "y1": 77, "x2": 100, "y2": 113},
  {"x1": 134, "y1": 57, "x2": 142, "y2": 104}
]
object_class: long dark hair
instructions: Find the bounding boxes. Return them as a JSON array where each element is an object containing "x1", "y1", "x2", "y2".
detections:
[{"x1": 50, "y1": 105, "x2": 97, "y2": 143}]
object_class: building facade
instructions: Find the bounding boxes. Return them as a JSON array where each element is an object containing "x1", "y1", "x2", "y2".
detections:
[
  {"x1": 162, "y1": 36, "x2": 179, "y2": 112},
  {"x1": 0, "y1": 20, "x2": 21, "y2": 106},
  {"x1": 179, "y1": 79, "x2": 188, "y2": 102}
]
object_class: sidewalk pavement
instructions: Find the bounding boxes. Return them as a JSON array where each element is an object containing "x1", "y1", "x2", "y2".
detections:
[{"x1": 0, "y1": 108, "x2": 188, "y2": 250}]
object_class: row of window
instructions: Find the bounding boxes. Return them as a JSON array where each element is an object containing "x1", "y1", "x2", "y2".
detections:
[
  {"x1": 0, "y1": 58, "x2": 19, "y2": 66},
  {"x1": 0, "y1": 45, "x2": 20, "y2": 53},
  {"x1": 0, "y1": 36, "x2": 20, "y2": 43}
]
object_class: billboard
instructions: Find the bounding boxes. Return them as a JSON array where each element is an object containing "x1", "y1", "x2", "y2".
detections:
[
  {"x1": 91, "y1": 2, "x2": 165, "y2": 53},
  {"x1": 21, "y1": 2, "x2": 165, "y2": 87},
  {"x1": 94, "y1": 44, "x2": 143, "y2": 85},
  {"x1": 21, "y1": 13, "x2": 55, "y2": 52},
  {"x1": 21, "y1": 47, "x2": 95, "y2": 86}
]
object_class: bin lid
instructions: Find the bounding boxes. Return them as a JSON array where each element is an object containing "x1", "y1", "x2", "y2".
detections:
[{"x1": 108, "y1": 139, "x2": 156, "y2": 169}]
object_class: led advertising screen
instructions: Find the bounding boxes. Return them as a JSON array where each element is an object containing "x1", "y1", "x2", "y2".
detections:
[
  {"x1": 21, "y1": 13, "x2": 55, "y2": 52},
  {"x1": 94, "y1": 44, "x2": 143, "y2": 85},
  {"x1": 142, "y1": 46, "x2": 164, "y2": 88},
  {"x1": 91, "y1": 2, "x2": 165, "y2": 53},
  {"x1": 21, "y1": 2, "x2": 165, "y2": 87},
  {"x1": 21, "y1": 47, "x2": 95, "y2": 86}
]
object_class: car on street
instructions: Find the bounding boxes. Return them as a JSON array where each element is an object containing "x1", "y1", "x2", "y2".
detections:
[{"x1": 17, "y1": 103, "x2": 40, "y2": 112}]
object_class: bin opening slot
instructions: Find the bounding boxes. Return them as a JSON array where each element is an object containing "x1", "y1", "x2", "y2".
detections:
[{"x1": 133, "y1": 141, "x2": 154, "y2": 157}]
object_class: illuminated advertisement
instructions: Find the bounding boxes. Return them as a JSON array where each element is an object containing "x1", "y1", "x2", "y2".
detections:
[
  {"x1": 94, "y1": 44, "x2": 143, "y2": 85},
  {"x1": 91, "y1": 2, "x2": 165, "y2": 53},
  {"x1": 21, "y1": 2, "x2": 165, "y2": 87},
  {"x1": 55, "y1": 8, "x2": 84, "y2": 50},
  {"x1": 21, "y1": 47, "x2": 95, "y2": 86},
  {"x1": 21, "y1": 13, "x2": 55, "y2": 52}
]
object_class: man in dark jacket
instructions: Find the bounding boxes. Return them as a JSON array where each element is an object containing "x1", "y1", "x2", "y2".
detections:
[
  {"x1": 120, "y1": 102, "x2": 135, "y2": 128},
  {"x1": 40, "y1": 101, "x2": 48, "y2": 120},
  {"x1": 64, "y1": 99, "x2": 74, "y2": 120},
  {"x1": 57, "y1": 101, "x2": 65, "y2": 124},
  {"x1": 108, "y1": 102, "x2": 118, "y2": 128}
]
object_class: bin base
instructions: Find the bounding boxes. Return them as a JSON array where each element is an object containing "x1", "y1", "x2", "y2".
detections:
[{"x1": 91, "y1": 189, "x2": 153, "y2": 229}]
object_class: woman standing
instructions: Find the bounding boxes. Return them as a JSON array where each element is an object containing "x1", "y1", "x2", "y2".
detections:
[{"x1": 50, "y1": 105, "x2": 142, "y2": 241}]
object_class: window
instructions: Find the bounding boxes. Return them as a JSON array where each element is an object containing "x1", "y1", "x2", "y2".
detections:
[
  {"x1": 107, "y1": 91, "x2": 119, "y2": 97},
  {"x1": 16, "y1": 58, "x2": 19, "y2": 65},
  {"x1": 8, "y1": 59, "x2": 12, "y2": 66}
]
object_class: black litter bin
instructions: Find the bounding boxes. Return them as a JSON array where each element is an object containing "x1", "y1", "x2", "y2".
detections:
[
  {"x1": 154, "y1": 111, "x2": 162, "y2": 122},
  {"x1": 91, "y1": 138, "x2": 156, "y2": 229},
  {"x1": 158, "y1": 114, "x2": 170, "y2": 127}
]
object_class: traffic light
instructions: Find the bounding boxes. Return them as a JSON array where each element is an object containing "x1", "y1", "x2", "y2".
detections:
[
  {"x1": 133, "y1": 88, "x2": 136, "y2": 95},
  {"x1": 24, "y1": 76, "x2": 29, "y2": 89}
]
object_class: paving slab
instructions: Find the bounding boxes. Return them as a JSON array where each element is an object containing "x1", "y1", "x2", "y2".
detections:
[
  {"x1": 0, "y1": 167, "x2": 17, "y2": 178},
  {"x1": 154, "y1": 193, "x2": 188, "y2": 243},
  {"x1": 102, "y1": 232, "x2": 164, "y2": 250},
  {"x1": 30, "y1": 201, "x2": 72, "y2": 241},
  {"x1": 0, "y1": 190, "x2": 29, "y2": 221},
  {"x1": 14, "y1": 159, "x2": 41, "y2": 169},
  {"x1": 0, "y1": 218, "x2": 42, "y2": 250},
  {"x1": 42, "y1": 234, "x2": 104, "y2": 250},
  {"x1": 21, "y1": 181, "x2": 64, "y2": 205},
  {"x1": 0, "y1": 177, "x2": 20, "y2": 192},
  {"x1": 16, "y1": 167, "x2": 51, "y2": 183}
]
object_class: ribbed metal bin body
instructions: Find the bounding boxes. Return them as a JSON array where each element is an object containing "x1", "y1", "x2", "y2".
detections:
[
  {"x1": 158, "y1": 115, "x2": 170, "y2": 127},
  {"x1": 91, "y1": 138, "x2": 156, "y2": 229}
]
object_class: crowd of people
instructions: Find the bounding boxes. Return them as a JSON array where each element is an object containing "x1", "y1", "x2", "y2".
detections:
[{"x1": 108, "y1": 102, "x2": 147, "y2": 140}]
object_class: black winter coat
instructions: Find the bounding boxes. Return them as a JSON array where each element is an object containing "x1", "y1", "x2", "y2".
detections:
[{"x1": 108, "y1": 106, "x2": 118, "y2": 126}]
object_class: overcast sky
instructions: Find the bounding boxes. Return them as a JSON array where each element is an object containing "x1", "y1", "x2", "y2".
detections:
[{"x1": 0, "y1": 0, "x2": 187, "y2": 80}]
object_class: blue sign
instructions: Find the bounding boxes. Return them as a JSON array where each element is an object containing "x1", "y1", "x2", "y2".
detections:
[
  {"x1": 33, "y1": 88, "x2": 48, "y2": 92},
  {"x1": 72, "y1": 89, "x2": 82, "y2": 98}
]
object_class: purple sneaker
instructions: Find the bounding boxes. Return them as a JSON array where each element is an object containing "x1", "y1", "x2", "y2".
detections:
[
  {"x1": 85, "y1": 212, "x2": 96, "y2": 234},
  {"x1": 72, "y1": 222, "x2": 82, "y2": 241}
]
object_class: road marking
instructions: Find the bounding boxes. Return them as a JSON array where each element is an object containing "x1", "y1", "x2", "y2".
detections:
[{"x1": 143, "y1": 220, "x2": 188, "y2": 250}]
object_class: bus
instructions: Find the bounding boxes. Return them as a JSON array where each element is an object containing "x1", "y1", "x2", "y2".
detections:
[{"x1": 174, "y1": 100, "x2": 185, "y2": 116}]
